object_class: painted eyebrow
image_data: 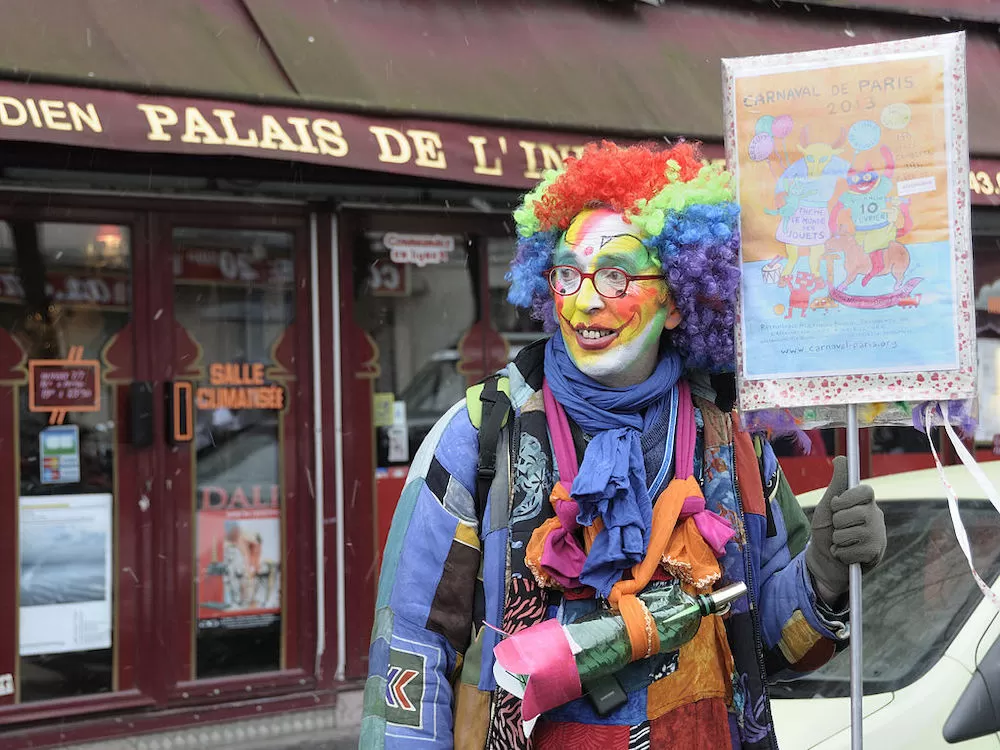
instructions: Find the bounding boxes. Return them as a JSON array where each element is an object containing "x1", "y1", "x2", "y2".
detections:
[{"x1": 599, "y1": 233, "x2": 644, "y2": 248}]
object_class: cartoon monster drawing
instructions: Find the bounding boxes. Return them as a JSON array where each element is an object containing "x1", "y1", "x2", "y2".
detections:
[
  {"x1": 778, "y1": 272, "x2": 826, "y2": 318},
  {"x1": 769, "y1": 127, "x2": 850, "y2": 278},
  {"x1": 828, "y1": 145, "x2": 913, "y2": 287}
]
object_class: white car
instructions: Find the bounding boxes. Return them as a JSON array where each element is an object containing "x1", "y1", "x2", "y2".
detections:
[{"x1": 772, "y1": 462, "x2": 1000, "y2": 749}]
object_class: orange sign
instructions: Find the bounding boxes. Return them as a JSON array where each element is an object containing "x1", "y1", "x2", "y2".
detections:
[
  {"x1": 195, "y1": 362, "x2": 285, "y2": 411},
  {"x1": 28, "y1": 347, "x2": 101, "y2": 424}
]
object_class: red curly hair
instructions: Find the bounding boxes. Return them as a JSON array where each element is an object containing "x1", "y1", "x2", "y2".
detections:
[{"x1": 532, "y1": 141, "x2": 706, "y2": 232}]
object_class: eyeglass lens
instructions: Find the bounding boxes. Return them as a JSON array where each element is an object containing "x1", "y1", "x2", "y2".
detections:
[{"x1": 549, "y1": 267, "x2": 630, "y2": 298}]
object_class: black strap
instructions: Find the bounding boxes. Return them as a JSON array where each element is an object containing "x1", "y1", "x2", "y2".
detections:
[
  {"x1": 757, "y1": 443, "x2": 778, "y2": 539},
  {"x1": 476, "y1": 377, "x2": 511, "y2": 524}
]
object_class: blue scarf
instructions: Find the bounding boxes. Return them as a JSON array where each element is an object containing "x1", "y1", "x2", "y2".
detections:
[{"x1": 543, "y1": 334, "x2": 683, "y2": 597}]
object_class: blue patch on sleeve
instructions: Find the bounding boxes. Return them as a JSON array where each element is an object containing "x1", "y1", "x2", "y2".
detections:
[
  {"x1": 369, "y1": 634, "x2": 390, "y2": 678},
  {"x1": 390, "y1": 488, "x2": 460, "y2": 628},
  {"x1": 478, "y1": 527, "x2": 508, "y2": 692},
  {"x1": 760, "y1": 498, "x2": 791, "y2": 580},
  {"x1": 758, "y1": 551, "x2": 837, "y2": 647},
  {"x1": 434, "y1": 411, "x2": 480, "y2": 498}
]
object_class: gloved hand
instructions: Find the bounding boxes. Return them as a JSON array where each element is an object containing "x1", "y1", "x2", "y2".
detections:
[{"x1": 805, "y1": 456, "x2": 886, "y2": 606}]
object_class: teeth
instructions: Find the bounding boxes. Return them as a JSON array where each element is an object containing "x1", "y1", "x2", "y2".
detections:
[{"x1": 579, "y1": 329, "x2": 613, "y2": 340}]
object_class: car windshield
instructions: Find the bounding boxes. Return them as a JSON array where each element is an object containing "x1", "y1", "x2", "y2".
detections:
[
  {"x1": 770, "y1": 499, "x2": 1000, "y2": 698},
  {"x1": 400, "y1": 357, "x2": 467, "y2": 419}
]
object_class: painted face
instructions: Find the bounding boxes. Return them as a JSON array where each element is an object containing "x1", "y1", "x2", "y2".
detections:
[
  {"x1": 551, "y1": 208, "x2": 680, "y2": 385},
  {"x1": 847, "y1": 167, "x2": 880, "y2": 194}
]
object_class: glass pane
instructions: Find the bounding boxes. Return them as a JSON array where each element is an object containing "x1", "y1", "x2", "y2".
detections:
[
  {"x1": 770, "y1": 500, "x2": 1000, "y2": 697},
  {"x1": 173, "y1": 228, "x2": 294, "y2": 678},
  {"x1": 356, "y1": 231, "x2": 477, "y2": 469},
  {"x1": 0, "y1": 221, "x2": 131, "y2": 702}
]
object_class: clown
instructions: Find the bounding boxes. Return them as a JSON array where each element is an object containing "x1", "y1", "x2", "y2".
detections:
[{"x1": 362, "y1": 142, "x2": 886, "y2": 750}]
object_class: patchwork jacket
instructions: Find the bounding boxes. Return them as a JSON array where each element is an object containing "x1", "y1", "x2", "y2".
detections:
[{"x1": 361, "y1": 341, "x2": 849, "y2": 749}]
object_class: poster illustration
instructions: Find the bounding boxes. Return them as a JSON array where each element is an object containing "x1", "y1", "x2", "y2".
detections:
[
  {"x1": 723, "y1": 33, "x2": 976, "y2": 412},
  {"x1": 19, "y1": 494, "x2": 113, "y2": 656},
  {"x1": 196, "y1": 485, "x2": 281, "y2": 631}
]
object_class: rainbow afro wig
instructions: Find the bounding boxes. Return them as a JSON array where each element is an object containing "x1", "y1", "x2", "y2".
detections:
[{"x1": 507, "y1": 141, "x2": 741, "y2": 373}]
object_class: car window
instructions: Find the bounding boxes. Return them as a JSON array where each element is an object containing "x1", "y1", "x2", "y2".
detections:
[
  {"x1": 770, "y1": 500, "x2": 1000, "y2": 698},
  {"x1": 401, "y1": 358, "x2": 467, "y2": 417}
]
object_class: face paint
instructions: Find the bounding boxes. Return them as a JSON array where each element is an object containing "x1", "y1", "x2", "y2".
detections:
[{"x1": 552, "y1": 208, "x2": 679, "y2": 386}]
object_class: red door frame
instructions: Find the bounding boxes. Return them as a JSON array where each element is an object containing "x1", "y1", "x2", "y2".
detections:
[
  {"x1": 0, "y1": 193, "x2": 325, "y2": 742},
  {"x1": 0, "y1": 200, "x2": 154, "y2": 726},
  {"x1": 151, "y1": 208, "x2": 318, "y2": 706}
]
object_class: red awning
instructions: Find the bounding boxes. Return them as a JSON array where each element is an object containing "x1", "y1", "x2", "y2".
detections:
[{"x1": 0, "y1": 0, "x2": 996, "y2": 199}]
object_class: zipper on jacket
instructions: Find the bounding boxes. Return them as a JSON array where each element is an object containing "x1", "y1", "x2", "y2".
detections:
[{"x1": 731, "y1": 434, "x2": 779, "y2": 750}]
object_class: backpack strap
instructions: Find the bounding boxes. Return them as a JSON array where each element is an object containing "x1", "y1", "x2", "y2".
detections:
[{"x1": 466, "y1": 375, "x2": 511, "y2": 524}]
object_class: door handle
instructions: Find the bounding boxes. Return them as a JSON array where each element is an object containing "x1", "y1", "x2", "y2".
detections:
[{"x1": 166, "y1": 381, "x2": 194, "y2": 444}]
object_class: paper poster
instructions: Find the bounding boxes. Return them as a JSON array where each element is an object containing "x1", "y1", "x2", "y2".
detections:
[
  {"x1": 196, "y1": 489, "x2": 281, "y2": 631},
  {"x1": 19, "y1": 494, "x2": 113, "y2": 656},
  {"x1": 39, "y1": 425, "x2": 81, "y2": 484},
  {"x1": 387, "y1": 401, "x2": 409, "y2": 463},
  {"x1": 373, "y1": 392, "x2": 395, "y2": 428},
  {"x1": 723, "y1": 33, "x2": 976, "y2": 413}
]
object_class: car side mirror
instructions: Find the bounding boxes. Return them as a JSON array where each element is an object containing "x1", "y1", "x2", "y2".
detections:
[{"x1": 944, "y1": 636, "x2": 1000, "y2": 743}]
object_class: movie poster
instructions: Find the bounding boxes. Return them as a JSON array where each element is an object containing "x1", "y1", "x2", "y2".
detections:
[
  {"x1": 19, "y1": 494, "x2": 113, "y2": 656},
  {"x1": 196, "y1": 485, "x2": 282, "y2": 631},
  {"x1": 723, "y1": 33, "x2": 976, "y2": 412}
]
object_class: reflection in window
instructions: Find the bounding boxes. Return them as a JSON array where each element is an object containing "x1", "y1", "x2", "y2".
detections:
[
  {"x1": 173, "y1": 228, "x2": 293, "y2": 678},
  {"x1": 770, "y1": 500, "x2": 1000, "y2": 698},
  {"x1": 356, "y1": 231, "x2": 477, "y2": 467},
  {"x1": 0, "y1": 221, "x2": 130, "y2": 702}
]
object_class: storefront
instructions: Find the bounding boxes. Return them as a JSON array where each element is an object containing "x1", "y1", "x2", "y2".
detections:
[
  {"x1": 0, "y1": 0, "x2": 998, "y2": 746},
  {"x1": 0, "y1": 53, "x2": 677, "y2": 750}
]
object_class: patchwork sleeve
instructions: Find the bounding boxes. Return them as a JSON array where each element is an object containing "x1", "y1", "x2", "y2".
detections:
[
  {"x1": 360, "y1": 402, "x2": 483, "y2": 749},
  {"x1": 753, "y1": 438, "x2": 848, "y2": 680}
]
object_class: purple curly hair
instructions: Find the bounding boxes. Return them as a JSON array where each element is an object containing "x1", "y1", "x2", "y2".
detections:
[{"x1": 506, "y1": 203, "x2": 742, "y2": 372}]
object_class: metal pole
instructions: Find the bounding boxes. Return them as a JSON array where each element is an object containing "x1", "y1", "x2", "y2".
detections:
[{"x1": 846, "y1": 404, "x2": 863, "y2": 750}]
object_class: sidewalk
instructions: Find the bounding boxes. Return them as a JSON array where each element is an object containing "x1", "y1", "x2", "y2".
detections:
[{"x1": 62, "y1": 688, "x2": 363, "y2": 750}]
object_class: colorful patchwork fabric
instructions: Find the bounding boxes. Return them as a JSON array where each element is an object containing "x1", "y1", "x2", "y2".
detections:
[{"x1": 362, "y1": 342, "x2": 848, "y2": 749}]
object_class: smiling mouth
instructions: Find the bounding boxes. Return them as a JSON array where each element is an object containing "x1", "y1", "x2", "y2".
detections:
[{"x1": 563, "y1": 318, "x2": 629, "y2": 351}]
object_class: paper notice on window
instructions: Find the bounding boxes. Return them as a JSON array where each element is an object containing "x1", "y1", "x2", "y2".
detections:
[{"x1": 19, "y1": 494, "x2": 113, "y2": 656}]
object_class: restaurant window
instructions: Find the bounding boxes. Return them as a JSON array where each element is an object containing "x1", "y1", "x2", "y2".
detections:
[
  {"x1": 355, "y1": 231, "x2": 478, "y2": 468},
  {"x1": 1, "y1": 221, "x2": 130, "y2": 702},
  {"x1": 172, "y1": 227, "x2": 295, "y2": 678}
]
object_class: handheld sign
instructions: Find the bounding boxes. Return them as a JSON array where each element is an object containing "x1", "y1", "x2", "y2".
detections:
[
  {"x1": 723, "y1": 33, "x2": 975, "y2": 419},
  {"x1": 724, "y1": 33, "x2": 974, "y2": 750}
]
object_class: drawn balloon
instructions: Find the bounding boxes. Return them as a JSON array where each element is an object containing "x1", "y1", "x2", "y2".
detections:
[
  {"x1": 881, "y1": 102, "x2": 912, "y2": 130},
  {"x1": 748, "y1": 133, "x2": 774, "y2": 162},
  {"x1": 771, "y1": 115, "x2": 794, "y2": 139},
  {"x1": 848, "y1": 120, "x2": 882, "y2": 152},
  {"x1": 755, "y1": 115, "x2": 775, "y2": 136}
]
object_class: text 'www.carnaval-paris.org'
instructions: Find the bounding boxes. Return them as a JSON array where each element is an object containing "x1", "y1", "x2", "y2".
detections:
[{"x1": 779, "y1": 340, "x2": 899, "y2": 355}]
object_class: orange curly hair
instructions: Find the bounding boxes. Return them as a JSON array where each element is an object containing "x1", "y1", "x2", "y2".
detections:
[{"x1": 531, "y1": 141, "x2": 706, "y2": 232}]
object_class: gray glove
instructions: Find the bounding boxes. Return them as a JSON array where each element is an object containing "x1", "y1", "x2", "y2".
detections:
[{"x1": 805, "y1": 456, "x2": 886, "y2": 603}]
